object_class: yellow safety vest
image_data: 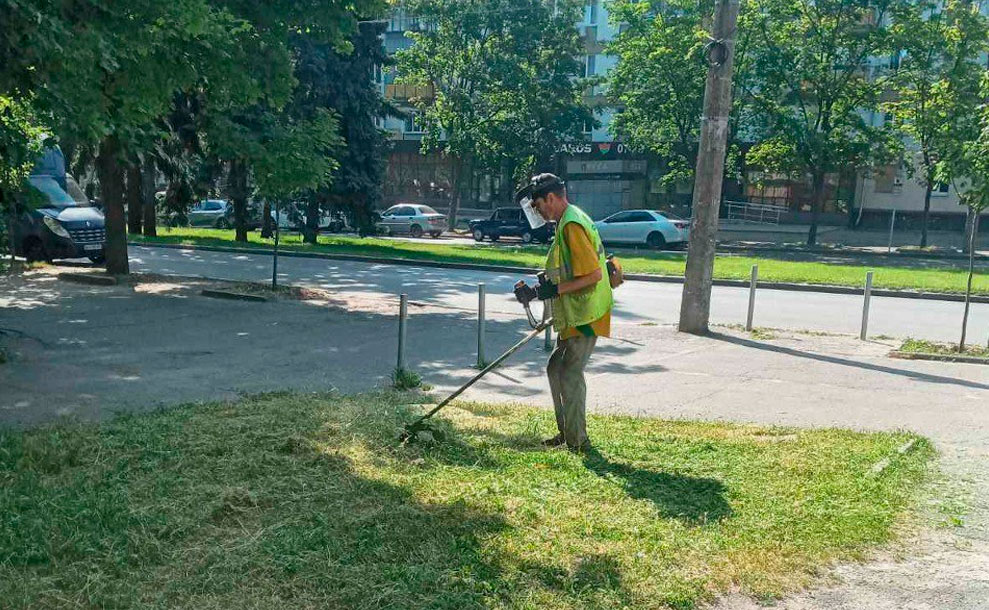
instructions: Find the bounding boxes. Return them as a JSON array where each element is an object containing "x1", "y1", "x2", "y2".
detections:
[{"x1": 544, "y1": 205, "x2": 613, "y2": 332}]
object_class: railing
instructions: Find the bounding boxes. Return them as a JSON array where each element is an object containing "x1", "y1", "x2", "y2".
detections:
[{"x1": 723, "y1": 200, "x2": 787, "y2": 225}]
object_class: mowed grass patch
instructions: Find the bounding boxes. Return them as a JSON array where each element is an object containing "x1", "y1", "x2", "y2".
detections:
[
  {"x1": 0, "y1": 393, "x2": 934, "y2": 609},
  {"x1": 134, "y1": 228, "x2": 989, "y2": 295}
]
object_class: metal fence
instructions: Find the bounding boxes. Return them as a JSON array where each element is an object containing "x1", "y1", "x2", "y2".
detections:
[{"x1": 723, "y1": 200, "x2": 787, "y2": 225}]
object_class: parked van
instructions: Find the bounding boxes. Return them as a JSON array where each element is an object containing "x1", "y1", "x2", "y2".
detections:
[{"x1": 8, "y1": 148, "x2": 106, "y2": 264}]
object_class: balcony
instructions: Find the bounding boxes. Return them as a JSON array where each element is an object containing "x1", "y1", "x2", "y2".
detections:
[{"x1": 385, "y1": 83, "x2": 435, "y2": 101}]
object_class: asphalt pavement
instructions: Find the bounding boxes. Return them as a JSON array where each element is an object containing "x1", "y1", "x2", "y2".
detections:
[{"x1": 129, "y1": 244, "x2": 989, "y2": 343}]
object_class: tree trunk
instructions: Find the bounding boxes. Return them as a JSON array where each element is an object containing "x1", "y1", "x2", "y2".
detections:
[
  {"x1": 141, "y1": 162, "x2": 157, "y2": 237},
  {"x1": 448, "y1": 155, "x2": 463, "y2": 231},
  {"x1": 303, "y1": 199, "x2": 320, "y2": 245},
  {"x1": 807, "y1": 170, "x2": 826, "y2": 246},
  {"x1": 126, "y1": 164, "x2": 143, "y2": 235},
  {"x1": 97, "y1": 136, "x2": 129, "y2": 275},
  {"x1": 920, "y1": 181, "x2": 933, "y2": 249},
  {"x1": 960, "y1": 209, "x2": 979, "y2": 352},
  {"x1": 229, "y1": 159, "x2": 249, "y2": 242},
  {"x1": 260, "y1": 200, "x2": 273, "y2": 238}
]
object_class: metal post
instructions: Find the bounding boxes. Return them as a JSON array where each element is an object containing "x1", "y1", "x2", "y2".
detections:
[
  {"x1": 745, "y1": 264, "x2": 758, "y2": 331},
  {"x1": 860, "y1": 271, "x2": 874, "y2": 341},
  {"x1": 397, "y1": 293, "x2": 408, "y2": 370},
  {"x1": 476, "y1": 284, "x2": 486, "y2": 368},
  {"x1": 271, "y1": 201, "x2": 280, "y2": 289},
  {"x1": 887, "y1": 209, "x2": 896, "y2": 255},
  {"x1": 543, "y1": 300, "x2": 553, "y2": 351}
]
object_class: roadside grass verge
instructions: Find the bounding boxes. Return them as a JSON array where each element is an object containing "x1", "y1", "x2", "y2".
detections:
[
  {"x1": 132, "y1": 228, "x2": 989, "y2": 295},
  {"x1": 0, "y1": 392, "x2": 934, "y2": 609},
  {"x1": 899, "y1": 338, "x2": 989, "y2": 359}
]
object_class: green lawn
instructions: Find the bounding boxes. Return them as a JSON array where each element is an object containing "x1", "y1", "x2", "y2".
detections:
[
  {"x1": 1, "y1": 392, "x2": 934, "y2": 609},
  {"x1": 132, "y1": 228, "x2": 989, "y2": 296}
]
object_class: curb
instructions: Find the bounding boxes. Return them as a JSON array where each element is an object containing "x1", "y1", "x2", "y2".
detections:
[
  {"x1": 889, "y1": 350, "x2": 989, "y2": 365},
  {"x1": 129, "y1": 241, "x2": 989, "y2": 304},
  {"x1": 58, "y1": 272, "x2": 118, "y2": 286},
  {"x1": 200, "y1": 289, "x2": 268, "y2": 303}
]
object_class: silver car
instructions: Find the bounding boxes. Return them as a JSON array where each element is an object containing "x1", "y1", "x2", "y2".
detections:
[
  {"x1": 377, "y1": 204, "x2": 447, "y2": 238},
  {"x1": 188, "y1": 199, "x2": 233, "y2": 228}
]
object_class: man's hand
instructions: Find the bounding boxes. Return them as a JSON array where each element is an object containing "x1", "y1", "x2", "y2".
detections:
[{"x1": 535, "y1": 277, "x2": 558, "y2": 300}]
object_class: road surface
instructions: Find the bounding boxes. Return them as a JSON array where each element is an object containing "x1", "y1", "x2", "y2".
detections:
[{"x1": 129, "y1": 245, "x2": 989, "y2": 342}]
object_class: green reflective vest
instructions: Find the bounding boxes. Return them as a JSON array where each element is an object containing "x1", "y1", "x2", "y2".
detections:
[{"x1": 544, "y1": 204, "x2": 613, "y2": 333}]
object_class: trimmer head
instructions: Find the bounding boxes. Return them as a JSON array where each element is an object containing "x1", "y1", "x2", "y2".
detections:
[{"x1": 399, "y1": 419, "x2": 446, "y2": 445}]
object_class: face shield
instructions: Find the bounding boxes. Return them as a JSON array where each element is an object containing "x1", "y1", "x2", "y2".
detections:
[{"x1": 519, "y1": 194, "x2": 546, "y2": 229}]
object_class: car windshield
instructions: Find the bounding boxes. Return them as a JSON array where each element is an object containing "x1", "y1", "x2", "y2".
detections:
[
  {"x1": 29, "y1": 175, "x2": 91, "y2": 208},
  {"x1": 418, "y1": 206, "x2": 440, "y2": 215}
]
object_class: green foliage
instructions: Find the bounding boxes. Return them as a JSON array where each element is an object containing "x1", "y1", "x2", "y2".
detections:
[
  {"x1": 289, "y1": 22, "x2": 394, "y2": 234},
  {"x1": 742, "y1": 0, "x2": 903, "y2": 242},
  {"x1": 883, "y1": 0, "x2": 989, "y2": 236},
  {"x1": 392, "y1": 367, "x2": 424, "y2": 390},
  {"x1": 900, "y1": 338, "x2": 989, "y2": 358},
  {"x1": 607, "y1": 0, "x2": 711, "y2": 187},
  {"x1": 398, "y1": 0, "x2": 592, "y2": 187}
]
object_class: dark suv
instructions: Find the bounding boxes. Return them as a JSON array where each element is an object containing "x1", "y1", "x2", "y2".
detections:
[
  {"x1": 9, "y1": 149, "x2": 106, "y2": 264},
  {"x1": 469, "y1": 207, "x2": 555, "y2": 243}
]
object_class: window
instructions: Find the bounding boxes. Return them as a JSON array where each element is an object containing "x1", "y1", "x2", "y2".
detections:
[
  {"x1": 934, "y1": 182, "x2": 950, "y2": 196},
  {"x1": 404, "y1": 111, "x2": 425, "y2": 134},
  {"x1": 605, "y1": 211, "x2": 634, "y2": 223},
  {"x1": 583, "y1": 119, "x2": 594, "y2": 135},
  {"x1": 373, "y1": 63, "x2": 383, "y2": 84},
  {"x1": 587, "y1": 1, "x2": 599, "y2": 25},
  {"x1": 628, "y1": 212, "x2": 655, "y2": 223},
  {"x1": 203, "y1": 201, "x2": 223, "y2": 211},
  {"x1": 585, "y1": 54, "x2": 597, "y2": 78},
  {"x1": 395, "y1": 206, "x2": 416, "y2": 216},
  {"x1": 417, "y1": 205, "x2": 440, "y2": 215}
]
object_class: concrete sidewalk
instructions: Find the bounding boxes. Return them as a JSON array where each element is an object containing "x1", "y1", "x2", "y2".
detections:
[{"x1": 2, "y1": 268, "x2": 987, "y2": 609}]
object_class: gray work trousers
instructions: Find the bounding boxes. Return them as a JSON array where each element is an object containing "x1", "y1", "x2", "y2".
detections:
[{"x1": 546, "y1": 334, "x2": 598, "y2": 448}]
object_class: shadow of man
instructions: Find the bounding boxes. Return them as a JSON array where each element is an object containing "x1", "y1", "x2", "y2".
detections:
[{"x1": 582, "y1": 446, "x2": 732, "y2": 524}]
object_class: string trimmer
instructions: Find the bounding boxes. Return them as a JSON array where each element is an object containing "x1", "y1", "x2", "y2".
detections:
[{"x1": 399, "y1": 275, "x2": 553, "y2": 443}]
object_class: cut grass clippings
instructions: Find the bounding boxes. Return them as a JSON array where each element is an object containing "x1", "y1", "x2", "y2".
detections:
[
  {"x1": 898, "y1": 338, "x2": 989, "y2": 359},
  {"x1": 0, "y1": 392, "x2": 934, "y2": 609},
  {"x1": 132, "y1": 228, "x2": 989, "y2": 296}
]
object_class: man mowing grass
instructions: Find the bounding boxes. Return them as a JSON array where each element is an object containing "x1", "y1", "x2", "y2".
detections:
[{"x1": 515, "y1": 173, "x2": 614, "y2": 452}]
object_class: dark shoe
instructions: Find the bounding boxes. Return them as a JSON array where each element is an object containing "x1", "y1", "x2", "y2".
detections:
[{"x1": 541, "y1": 434, "x2": 566, "y2": 447}]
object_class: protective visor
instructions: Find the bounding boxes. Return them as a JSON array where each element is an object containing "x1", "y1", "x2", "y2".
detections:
[{"x1": 519, "y1": 195, "x2": 546, "y2": 229}]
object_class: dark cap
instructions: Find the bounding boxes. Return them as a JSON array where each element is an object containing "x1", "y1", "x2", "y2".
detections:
[{"x1": 529, "y1": 173, "x2": 565, "y2": 199}]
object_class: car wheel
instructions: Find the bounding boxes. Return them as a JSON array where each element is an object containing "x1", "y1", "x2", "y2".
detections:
[
  {"x1": 88, "y1": 254, "x2": 106, "y2": 266},
  {"x1": 24, "y1": 238, "x2": 49, "y2": 263},
  {"x1": 521, "y1": 231, "x2": 534, "y2": 244},
  {"x1": 430, "y1": 231, "x2": 442, "y2": 239},
  {"x1": 409, "y1": 224, "x2": 424, "y2": 238},
  {"x1": 646, "y1": 232, "x2": 667, "y2": 250},
  {"x1": 472, "y1": 228, "x2": 485, "y2": 242},
  {"x1": 489, "y1": 233, "x2": 500, "y2": 242},
  {"x1": 216, "y1": 218, "x2": 231, "y2": 229}
]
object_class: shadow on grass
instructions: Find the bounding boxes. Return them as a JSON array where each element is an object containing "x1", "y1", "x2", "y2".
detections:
[{"x1": 582, "y1": 446, "x2": 732, "y2": 524}]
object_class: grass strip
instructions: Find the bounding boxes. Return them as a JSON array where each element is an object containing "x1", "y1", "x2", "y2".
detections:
[
  {"x1": 0, "y1": 392, "x2": 934, "y2": 609},
  {"x1": 133, "y1": 228, "x2": 989, "y2": 296}
]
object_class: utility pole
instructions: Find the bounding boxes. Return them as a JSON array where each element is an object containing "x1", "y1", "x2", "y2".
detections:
[{"x1": 678, "y1": 0, "x2": 740, "y2": 334}]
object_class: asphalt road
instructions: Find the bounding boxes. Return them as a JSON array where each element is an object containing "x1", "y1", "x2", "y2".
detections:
[{"x1": 129, "y1": 245, "x2": 989, "y2": 342}]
